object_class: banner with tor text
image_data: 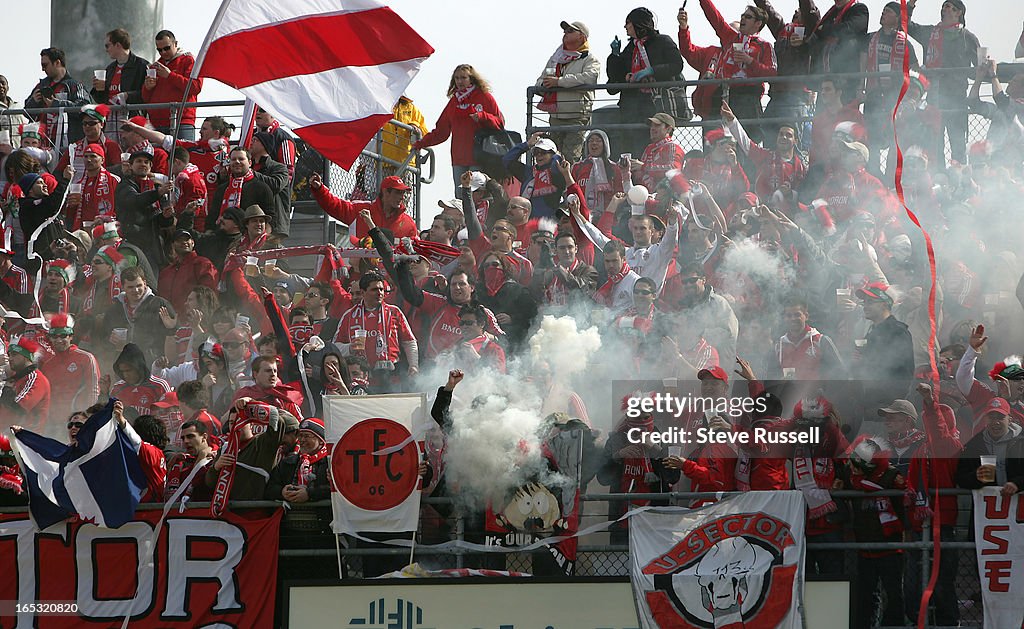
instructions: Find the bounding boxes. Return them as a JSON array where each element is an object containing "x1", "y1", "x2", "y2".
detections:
[
  {"x1": 0, "y1": 508, "x2": 282, "y2": 629},
  {"x1": 973, "y1": 487, "x2": 1024, "y2": 629},
  {"x1": 630, "y1": 491, "x2": 805, "y2": 629},
  {"x1": 326, "y1": 393, "x2": 428, "y2": 535}
]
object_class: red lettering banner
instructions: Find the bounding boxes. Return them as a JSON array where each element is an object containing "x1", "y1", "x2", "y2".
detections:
[
  {"x1": 0, "y1": 508, "x2": 282, "y2": 628},
  {"x1": 973, "y1": 488, "x2": 1024, "y2": 628}
]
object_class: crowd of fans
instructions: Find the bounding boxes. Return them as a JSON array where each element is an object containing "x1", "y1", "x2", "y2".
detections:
[{"x1": 0, "y1": 2, "x2": 1023, "y2": 624}]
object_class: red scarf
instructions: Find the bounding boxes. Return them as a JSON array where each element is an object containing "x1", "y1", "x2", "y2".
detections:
[
  {"x1": 349, "y1": 302, "x2": 395, "y2": 366},
  {"x1": 630, "y1": 37, "x2": 655, "y2": 94},
  {"x1": 483, "y1": 266, "x2": 507, "y2": 297},
  {"x1": 294, "y1": 442, "x2": 329, "y2": 486},
  {"x1": 221, "y1": 170, "x2": 255, "y2": 214},
  {"x1": 848, "y1": 466, "x2": 902, "y2": 536},
  {"x1": 137, "y1": 176, "x2": 162, "y2": 212},
  {"x1": 80, "y1": 169, "x2": 117, "y2": 226},
  {"x1": 925, "y1": 22, "x2": 963, "y2": 68},
  {"x1": 0, "y1": 464, "x2": 23, "y2": 495},
  {"x1": 867, "y1": 29, "x2": 909, "y2": 90},
  {"x1": 526, "y1": 164, "x2": 557, "y2": 198},
  {"x1": 81, "y1": 273, "x2": 121, "y2": 315},
  {"x1": 211, "y1": 402, "x2": 277, "y2": 516},
  {"x1": 594, "y1": 262, "x2": 631, "y2": 306}
]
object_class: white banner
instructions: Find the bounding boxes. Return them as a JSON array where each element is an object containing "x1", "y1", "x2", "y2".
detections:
[
  {"x1": 630, "y1": 491, "x2": 805, "y2": 629},
  {"x1": 325, "y1": 393, "x2": 428, "y2": 535},
  {"x1": 973, "y1": 487, "x2": 1024, "y2": 629}
]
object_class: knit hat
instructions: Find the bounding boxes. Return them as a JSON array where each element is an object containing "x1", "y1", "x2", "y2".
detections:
[
  {"x1": 20, "y1": 123, "x2": 42, "y2": 142},
  {"x1": 908, "y1": 74, "x2": 929, "y2": 96},
  {"x1": 46, "y1": 259, "x2": 76, "y2": 284},
  {"x1": 252, "y1": 131, "x2": 278, "y2": 156},
  {"x1": 662, "y1": 169, "x2": 691, "y2": 196},
  {"x1": 47, "y1": 313, "x2": 75, "y2": 336},
  {"x1": 299, "y1": 417, "x2": 326, "y2": 442},
  {"x1": 704, "y1": 127, "x2": 733, "y2": 148},
  {"x1": 989, "y1": 356, "x2": 1024, "y2": 381},
  {"x1": 83, "y1": 143, "x2": 106, "y2": 159},
  {"x1": 17, "y1": 173, "x2": 41, "y2": 194},
  {"x1": 281, "y1": 410, "x2": 300, "y2": 432},
  {"x1": 94, "y1": 244, "x2": 126, "y2": 269},
  {"x1": 93, "y1": 221, "x2": 120, "y2": 242},
  {"x1": 128, "y1": 115, "x2": 149, "y2": 128},
  {"x1": 220, "y1": 206, "x2": 245, "y2": 227},
  {"x1": 833, "y1": 120, "x2": 867, "y2": 143},
  {"x1": 883, "y1": 1, "x2": 901, "y2": 16},
  {"x1": 10, "y1": 337, "x2": 42, "y2": 363},
  {"x1": 946, "y1": 0, "x2": 965, "y2": 23},
  {"x1": 81, "y1": 104, "x2": 111, "y2": 125},
  {"x1": 856, "y1": 281, "x2": 894, "y2": 306}
]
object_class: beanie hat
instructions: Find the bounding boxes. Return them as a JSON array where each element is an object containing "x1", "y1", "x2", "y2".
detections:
[
  {"x1": 48, "y1": 313, "x2": 75, "y2": 336},
  {"x1": 83, "y1": 143, "x2": 106, "y2": 159},
  {"x1": 220, "y1": 206, "x2": 245, "y2": 227},
  {"x1": 17, "y1": 173, "x2": 41, "y2": 194},
  {"x1": 252, "y1": 131, "x2": 278, "y2": 156},
  {"x1": 10, "y1": 337, "x2": 42, "y2": 363},
  {"x1": 47, "y1": 259, "x2": 77, "y2": 285},
  {"x1": 989, "y1": 356, "x2": 1024, "y2": 381},
  {"x1": 95, "y1": 244, "x2": 126, "y2": 269},
  {"x1": 81, "y1": 104, "x2": 111, "y2": 125},
  {"x1": 92, "y1": 221, "x2": 120, "y2": 242},
  {"x1": 20, "y1": 123, "x2": 43, "y2": 142},
  {"x1": 299, "y1": 417, "x2": 326, "y2": 443}
]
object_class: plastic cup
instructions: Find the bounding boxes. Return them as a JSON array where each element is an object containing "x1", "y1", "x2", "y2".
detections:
[
  {"x1": 352, "y1": 329, "x2": 367, "y2": 351},
  {"x1": 836, "y1": 287, "x2": 851, "y2": 305},
  {"x1": 733, "y1": 43, "x2": 744, "y2": 52},
  {"x1": 146, "y1": 68, "x2": 157, "y2": 79},
  {"x1": 69, "y1": 183, "x2": 82, "y2": 194},
  {"x1": 668, "y1": 446, "x2": 683, "y2": 458},
  {"x1": 112, "y1": 328, "x2": 128, "y2": 343},
  {"x1": 94, "y1": 70, "x2": 105, "y2": 81},
  {"x1": 793, "y1": 26, "x2": 805, "y2": 38},
  {"x1": 236, "y1": 315, "x2": 249, "y2": 328},
  {"x1": 244, "y1": 256, "x2": 259, "y2": 277},
  {"x1": 264, "y1": 258, "x2": 278, "y2": 271},
  {"x1": 620, "y1": 153, "x2": 632, "y2": 163},
  {"x1": 978, "y1": 47, "x2": 989, "y2": 65},
  {"x1": 854, "y1": 339, "x2": 867, "y2": 348},
  {"x1": 121, "y1": 152, "x2": 131, "y2": 163},
  {"x1": 631, "y1": 205, "x2": 645, "y2": 216},
  {"x1": 980, "y1": 454, "x2": 997, "y2": 467},
  {"x1": 783, "y1": 367, "x2": 796, "y2": 379}
]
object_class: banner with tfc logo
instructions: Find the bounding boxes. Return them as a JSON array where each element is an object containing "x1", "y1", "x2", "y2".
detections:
[
  {"x1": 0, "y1": 508, "x2": 281, "y2": 628},
  {"x1": 973, "y1": 487, "x2": 1024, "y2": 629},
  {"x1": 630, "y1": 491, "x2": 805, "y2": 629},
  {"x1": 325, "y1": 394, "x2": 428, "y2": 535}
]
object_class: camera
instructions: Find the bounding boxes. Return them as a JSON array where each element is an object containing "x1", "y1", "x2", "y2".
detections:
[{"x1": 39, "y1": 86, "x2": 54, "y2": 100}]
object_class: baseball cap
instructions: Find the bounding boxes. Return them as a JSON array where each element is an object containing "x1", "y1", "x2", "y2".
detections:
[
  {"x1": 381, "y1": 175, "x2": 411, "y2": 191},
  {"x1": 559, "y1": 20, "x2": 590, "y2": 39},
  {"x1": 648, "y1": 112, "x2": 676, "y2": 128},
  {"x1": 983, "y1": 397, "x2": 1011, "y2": 418},
  {"x1": 697, "y1": 366, "x2": 729, "y2": 382},
  {"x1": 468, "y1": 171, "x2": 487, "y2": 191},
  {"x1": 152, "y1": 391, "x2": 180, "y2": 408},
  {"x1": 173, "y1": 229, "x2": 195, "y2": 241},
  {"x1": 877, "y1": 399, "x2": 918, "y2": 421},
  {"x1": 534, "y1": 138, "x2": 558, "y2": 153},
  {"x1": 841, "y1": 140, "x2": 869, "y2": 163},
  {"x1": 856, "y1": 281, "x2": 894, "y2": 305}
]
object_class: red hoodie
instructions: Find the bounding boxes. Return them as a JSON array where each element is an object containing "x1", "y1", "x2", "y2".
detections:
[
  {"x1": 906, "y1": 399, "x2": 962, "y2": 530},
  {"x1": 141, "y1": 52, "x2": 202, "y2": 129},
  {"x1": 416, "y1": 89, "x2": 504, "y2": 166}
]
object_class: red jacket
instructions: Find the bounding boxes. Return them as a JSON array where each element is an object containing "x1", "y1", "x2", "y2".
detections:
[
  {"x1": 174, "y1": 163, "x2": 208, "y2": 223},
  {"x1": 907, "y1": 400, "x2": 962, "y2": 530},
  {"x1": 312, "y1": 185, "x2": 418, "y2": 241},
  {"x1": 141, "y1": 53, "x2": 202, "y2": 129},
  {"x1": 699, "y1": 0, "x2": 777, "y2": 85},
  {"x1": 416, "y1": 89, "x2": 504, "y2": 166},
  {"x1": 40, "y1": 346, "x2": 100, "y2": 426},
  {"x1": 0, "y1": 367, "x2": 51, "y2": 433},
  {"x1": 681, "y1": 441, "x2": 737, "y2": 507},
  {"x1": 679, "y1": 29, "x2": 722, "y2": 118},
  {"x1": 158, "y1": 251, "x2": 218, "y2": 313},
  {"x1": 815, "y1": 167, "x2": 894, "y2": 228}
]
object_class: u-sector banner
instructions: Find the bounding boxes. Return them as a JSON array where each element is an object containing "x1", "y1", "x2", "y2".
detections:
[
  {"x1": 0, "y1": 508, "x2": 282, "y2": 628},
  {"x1": 973, "y1": 487, "x2": 1024, "y2": 628},
  {"x1": 325, "y1": 393, "x2": 428, "y2": 535},
  {"x1": 630, "y1": 491, "x2": 805, "y2": 629}
]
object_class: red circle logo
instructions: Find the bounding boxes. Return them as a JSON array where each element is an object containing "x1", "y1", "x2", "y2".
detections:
[{"x1": 331, "y1": 418, "x2": 418, "y2": 510}]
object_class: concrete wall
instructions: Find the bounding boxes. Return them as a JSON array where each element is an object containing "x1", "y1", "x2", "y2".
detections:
[{"x1": 50, "y1": 0, "x2": 164, "y2": 86}]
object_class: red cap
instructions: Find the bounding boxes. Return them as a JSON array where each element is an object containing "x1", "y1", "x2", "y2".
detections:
[
  {"x1": 697, "y1": 365, "x2": 729, "y2": 382},
  {"x1": 84, "y1": 143, "x2": 105, "y2": 158},
  {"x1": 381, "y1": 175, "x2": 411, "y2": 192},
  {"x1": 983, "y1": 397, "x2": 1011, "y2": 418},
  {"x1": 152, "y1": 391, "x2": 179, "y2": 408},
  {"x1": 856, "y1": 281, "x2": 893, "y2": 305},
  {"x1": 129, "y1": 115, "x2": 149, "y2": 127}
]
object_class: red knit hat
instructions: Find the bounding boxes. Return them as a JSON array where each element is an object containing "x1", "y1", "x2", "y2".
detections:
[
  {"x1": 47, "y1": 313, "x2": 75, "y2": 336},
  {"x1": 46, "y1": 259, "x2": 76, "y2": 285},
  {"x1": 94, "y1": 245, "x2": 126, "y2": 270},
  {"x1": 299, "y1": 417, "x2": 326, "y2": 442},
  {"x1": 10, "y1": 337, "x2": 43, "y2": 363}
]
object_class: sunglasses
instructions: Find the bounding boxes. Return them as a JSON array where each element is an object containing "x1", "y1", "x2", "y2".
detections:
[
  {"x1": 633, "y1": 288, "x2": 654, "y2": 296},
  {"x1": 459, "y1": 319, "x2": 480, "y2": 326},
  {"x1": 680, "y1": 276, "x2": 703, "y2": 285},
  {"x1": 67, "y1": 421, "x2": 85, "y2": 429},
  {"x1": 157, "y1": 45, "x2": 173, "y2": 52}
]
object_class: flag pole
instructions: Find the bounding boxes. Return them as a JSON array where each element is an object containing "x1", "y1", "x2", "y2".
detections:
[{"x1": 334, "y1": 533, "x2": 344, "y2": 579}]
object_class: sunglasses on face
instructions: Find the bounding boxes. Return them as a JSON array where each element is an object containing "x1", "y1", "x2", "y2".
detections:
[
  {"x1": 157, "y1": 45, "x2": 173, "y2": 52},
  {"x1": 680, "y1": 276, "x2": 703, "y2": 285},
  {"x1": 459, "y1": 319, "x2": 480, "y2": 326},
  {"x1": 67, "y1": 421, "x2": 85, "y2": 429}
]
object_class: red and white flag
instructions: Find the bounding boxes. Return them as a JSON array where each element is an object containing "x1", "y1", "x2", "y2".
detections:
[{"x1": 192, "y1": 0, "x2": 434, "y2": 168}]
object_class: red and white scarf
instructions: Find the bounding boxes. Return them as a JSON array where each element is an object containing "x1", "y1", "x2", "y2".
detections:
[
  {"x1": 294, "y1": 442, "x2": 329, "y2": 486},
  {"x1": 525, "y1": 164, "x2": 557, "y2": 198},
  {"x1": 220, "y1": 170, "x2": 254, "y2": 215},
  {"x1": 136, "y1": 176, "x2": 162, "y2": 213},
  {"x1": 925, "y1": 22, "x2": 963, "y2": 68},
  {"x1": 866, "y1": 29, "x2": 909, "y2": 90},
  {"x1": 544, "y1": 259, "x2": 581, "y2": 306},
  {"x1": 793, "y1": 441, "x2": 839, "y2": 520},
  {"x1": 630, "y1": 37, "x2": 656, "y2": 94},
  {"x1": 848, "y1": 469, "x2": 902, "y2": 536},
  {"x1": 820, "y1": 0, "x2": 859, "y2": 71},
  {"x1": 211, "y1": 402, "x2": 277, "y2": 516},
  {"x1": 538, "y1": 48, "x2": 582, "y2": 112},
  {"x1": 80, "y1": 169, "x2": 117, "y2": 225},
  {"x1": 0, "y1": 464, "x2": 23, "y2": 495},
  {"x1": 81, "y1": 273, "x2": 121, "y2": 315},
  {"x1": 594, "y1": 261, "x2": 631, "y2": 306},
  {"x1": 349, "y1": 302, "x2": 395, "y2": 366}
]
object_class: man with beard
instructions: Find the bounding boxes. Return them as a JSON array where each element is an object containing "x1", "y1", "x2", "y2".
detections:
[
  {"x1": 208, "y1": 148, "x2": 275, "y2": 232},
  {"x1": 165, "y1": 419, "x2": 215, "y2": 501}
]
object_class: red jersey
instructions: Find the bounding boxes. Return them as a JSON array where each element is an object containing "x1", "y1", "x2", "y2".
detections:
[
  {"x1": 165, "y1": 452, "x2": 213, "y2": 501},
  {"x1": 174, "y1": 162, "x2": 208, "y2": 224},
  {"x1": 140, "y1": 52, "x2": 201, "y2": 129},
  {"x1": 416, "y1": 292, "x2": 502, "y2": 360},
  {"x1": 71, "y1": 168, "x2": 120, "y2": 230},
  {"x1": 680, "y1": 441, "x2": 737, "y2": 507},
  {"x1": 1, "y1": 264, "x2": 30, "y2": 295},
  {"x1": 744, "y1": 143, "x2": 806, "y2": 200},
  {"x1": 312, "y1": 185, "x2": 418, "y2": 241},
  {"x1": 57, "y1": 136, "x2": 122, "y2": 175},
  {"x1": 0, "y1": 367, "x2": 51, "y2": 433},
  {"x1": 638, "y1": 138, "x2": 685, "y2": 190},
  {"x1": 571, "y1": 158, "x2": 625, "y2": 217},
  {"x1": 137, "y1": 441, "x2": 166, "y2": 503},
  {"x1": 417, "y1": 89, "x2": 505, "y2": 166},
  {"x1": 40, "y1": 345, "x2": 100, "y2": 426},
  {"x1": 815, "y1": 167, "x2": 894, "y2": 228},
  {"x1": 110, "y1": 376, "x2": 171, "y2": 418},
  {"x1": 333, "y1": 302, "x2": 415, "y2": 368}
]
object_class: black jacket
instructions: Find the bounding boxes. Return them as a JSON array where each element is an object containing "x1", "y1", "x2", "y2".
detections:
[
  {"x1": 597, "y1": 429, "x2": 680, "y2": 522},
  {"x1": 101, "y1": 290, "x2": 176, "y2": 364},
  {"x1": 266, "y1": 453, "x2": 332, "y2": 502},
  {"x1": 805, "y1": 1, "x2": 869, "y2": 78},
  {"x1": 115, "y1": 176, "x2": 167, "y2": 269},
  {"x1": 859, "y1": 314, "x2": 915, "y2": 381},
  {"x1": 196, "y1": 229, "x2": 242, "y2": 269},
  {"x1": 207, "y1": 176, "x2": 276, "y2": 232},
  {"x1": 18, "y1": 183, "x2": 68, "y2": 274},
  {"x1": 477, "y1": 280, "x2": 537, "y2": 354},
  {"x1": 252, "y1": 156, "x2": 292, "y2": 237},
  {"x1": 955, "y1": 426, "x2": 1023, "y2": 489},
  {"x1": 607, "y1": 32, "x2": 684, "y2": 118},
  {"x1": 24, "y1": 74, "x2": 91, "y2": 145},
  {"x1": 90, "y1": 52, "x2": 151, "y2": 111}
]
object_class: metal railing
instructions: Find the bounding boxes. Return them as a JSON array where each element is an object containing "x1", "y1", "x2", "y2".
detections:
[{"x1": 526, "y1": 67, "x2": 996, "y2": 165}]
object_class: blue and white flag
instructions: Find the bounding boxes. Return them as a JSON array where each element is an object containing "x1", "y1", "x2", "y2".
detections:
[{"x1": 10, "y1": 399, "x2": 147, "y2": 530}]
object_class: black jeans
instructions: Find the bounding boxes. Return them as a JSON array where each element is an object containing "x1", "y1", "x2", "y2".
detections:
[
  {"x1": 855, "y1": 553, "x2": 905, "y2": 628},
  {"x1": 904, "y1": 526, "x2": 959, "y2": 626}
]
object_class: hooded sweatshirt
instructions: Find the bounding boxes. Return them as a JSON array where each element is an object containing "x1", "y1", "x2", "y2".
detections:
[
  {"x1": 571, "y1": 130, "x2": 625, "y2": 219},
  {"x1": 110, "y1": 343, "x2": 171, "y2": 418}
]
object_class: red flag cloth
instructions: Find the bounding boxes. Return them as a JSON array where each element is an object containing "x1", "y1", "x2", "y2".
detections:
[{"x1": 193, "y1": 1, "x2": 434, "y2": 169}]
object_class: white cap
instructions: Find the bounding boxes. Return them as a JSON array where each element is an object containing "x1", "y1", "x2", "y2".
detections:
[
  {"x1": 534, "y1": 138, "x2": 558, "y2": 153},
  {"x1": 468, "y1": 171, "x2": 487, "y2": 191}
]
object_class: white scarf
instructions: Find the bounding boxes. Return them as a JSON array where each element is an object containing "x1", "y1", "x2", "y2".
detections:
[{"x1": 546, "y1": 47, "x2": 582, "y2": 67}]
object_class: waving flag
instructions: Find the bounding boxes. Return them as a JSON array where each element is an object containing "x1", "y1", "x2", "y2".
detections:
[
  {"x1": 10, "y1": 400, "x2": 147, "y2": 529},
  {"x1": 192, "y1": 0, "x2": 434, "y2": 169}
]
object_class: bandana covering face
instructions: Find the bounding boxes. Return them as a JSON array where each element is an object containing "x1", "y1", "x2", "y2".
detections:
[{"x1": 483, "y1": 265, "x2": 507, "y2": 297}]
